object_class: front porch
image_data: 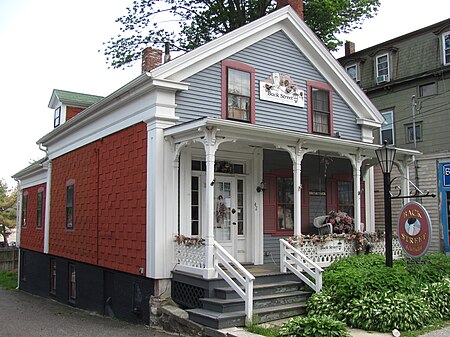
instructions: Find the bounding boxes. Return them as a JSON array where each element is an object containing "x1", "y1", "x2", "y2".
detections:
[{"x1": 160, "y1": 117, "x2": 415, "y2": 327}]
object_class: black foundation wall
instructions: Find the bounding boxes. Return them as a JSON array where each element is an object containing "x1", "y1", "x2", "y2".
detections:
[{"x1": 19, "y1": 249, "x2": 154, "y2": 324}]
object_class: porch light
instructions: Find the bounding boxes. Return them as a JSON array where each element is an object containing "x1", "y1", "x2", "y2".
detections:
[
  {"x1": 375, "y1": 141, "x2": 397, "y2": 268},
  {"x1": 256, "y1": 181, "x2": 266, "y2": 193}
]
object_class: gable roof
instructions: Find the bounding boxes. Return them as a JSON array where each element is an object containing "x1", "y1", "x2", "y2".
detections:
[
  {"x1": 148, "y1": 5, "x2": 384, "y2": 126},
  {"x1": 48, "y1": 89, "x2": 104, "y2": 109}
]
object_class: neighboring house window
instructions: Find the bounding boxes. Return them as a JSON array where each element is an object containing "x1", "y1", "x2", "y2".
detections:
[
  {"x1": 50, "y1": 259, "x2": 56, "y2": 294},
  {"x1": 54, "y1": 107, "x2": 61, "y2": 128},
  {"x1": 66, "y1": 183, "x2": 74, "y2": 229},
  {"x1": 419, "y1": 82, "x2": 437, "y2": 97},
  {"x1": 37, "y1": 189, "x2": 43, "y2": 228},
  {"x1": 346, "y1": 64, "x2": 359, "y2": 82},
  {"x1": 381, "y1": 111, "x2": 394, "y2": 145},
  {"x1": 308, "y1": 81, "x2": 333, "y2": 135},
  {"x1": 406, "y1": 123, "x2": 422, "y2": 144},
  {"x1": 221, "y1": 60, "x2": 255, "y2": 123},
  {"x1": 376, "y1": 53, "x2": 390, "y2": 83},
  {"x1": 22, "y1": 192, "x2": 28, "y2": 227},
  {"x1": 443, "y1": 31, "x2": 450, "y2": 65},
  {"x1": 69, "y1": 264, "x2": 76, "y2": 302}
]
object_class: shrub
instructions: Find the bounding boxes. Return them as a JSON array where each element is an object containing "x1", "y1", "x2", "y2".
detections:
[
  {"x1": 277, "y1": 316, "x2": 351, "y2": 337},
  {"x1": 345, "y1": 291, "x2": 435, "y2": 332},
  {"x1": 401, "y1": 253, "x2": 450, "y2": 284},
  {"x1": 307, "y1": 289, "x2": 343, "y2": 321},
  {"x1": 420, "y1": 279, "x2": 450, "y2": 319}
]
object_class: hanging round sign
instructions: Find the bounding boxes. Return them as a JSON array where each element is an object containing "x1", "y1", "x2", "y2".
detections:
[{"x1": 397, "y1": 201, "x2": 432, "y2": 258}]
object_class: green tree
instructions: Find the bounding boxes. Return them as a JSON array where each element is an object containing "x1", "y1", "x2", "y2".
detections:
[
  {"x1": 0, "y1": 180, "x2": 16, "y2": 245},
  {"x1": 103, "y1": 0, "x2": 380, "y2": 69}
]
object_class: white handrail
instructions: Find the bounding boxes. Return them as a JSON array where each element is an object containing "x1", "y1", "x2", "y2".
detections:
[
  {"x1": 213, "y1": 241, "x2": 255, "y2": 325},
  {"x1": 280, "y1": 239, "x2": 323, "y2": 292}
]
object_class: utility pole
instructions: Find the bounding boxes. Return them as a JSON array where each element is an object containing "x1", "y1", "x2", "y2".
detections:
[{"x1": 411, "y1": 95, "x2": 420, "y2": 202}]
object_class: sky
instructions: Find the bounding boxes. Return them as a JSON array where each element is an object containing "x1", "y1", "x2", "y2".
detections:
[{"x1": 1, "y1": 0, "x2": 449, "y2": 189}]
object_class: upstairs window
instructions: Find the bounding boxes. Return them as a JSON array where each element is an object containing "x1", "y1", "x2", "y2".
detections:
[
  {"x1": 376, "y1": 53, "x2": 390, "y2": 83},
  {"x1": 346, "y1": 64, "x2": 359, "y2": 82},
  {"x1": 66, "y1": 183, "x2": 74, "y2": 229},
  {"x1": 308, "y1": 81, "x2": 333, "y2": 136},
  {"x1": 406, "y1": 123, "x2": 422, "y2": 144},
  {"x1": 37, "y1": 189, "x2": 44, "y2": 228},
  {"x1": 443, "y1": 31, "x2": 450, "y2": 65},
  {"x1": 22, "y1": 192, "x2": 28, "y2": 227},
  {"x1": 221, "y1": 60, "x2": 255, "y2": 123},
  {"x1": 419, "y1": 82, "x2": 437, "y2": 97},
  {"x1": 381, "y1": 111, "x2": 394, "y2": 145},
  {"x1": 54, "y1": 107, "x2": 61, "y2": 128}
]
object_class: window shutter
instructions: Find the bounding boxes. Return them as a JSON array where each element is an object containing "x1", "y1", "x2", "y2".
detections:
[
  {"x1": 326, "y1": 178, "x2": 338, "y2": 213},
  {"x1": 263, "y1": 174, "x2": 277, "y2": 233}
]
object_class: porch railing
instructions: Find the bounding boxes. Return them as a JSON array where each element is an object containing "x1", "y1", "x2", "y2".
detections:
[
  {"x1": 297, "y1": 237, "x2": 403, "y2": 268},
  {"x1": 213, "y1": 241, "x2": 255, "y2": 325},
  {"x1": 280, "y1": 239, "x2": 323, "y2": 293}
]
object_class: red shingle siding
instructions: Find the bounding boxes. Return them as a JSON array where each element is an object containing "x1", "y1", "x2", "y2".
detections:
[
  {"x1": 20, "y1": 183, "x2": 46, "y2": 252},
  {"x1": 66, "y1": 107, "x2": 84, "y2": 121},
  {"x1": 49, "y1": 123, "x2": 147, "y2": 275}
]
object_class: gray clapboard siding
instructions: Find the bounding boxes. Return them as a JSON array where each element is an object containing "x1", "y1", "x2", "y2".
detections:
[
  {"x1": 176, "y1": 31, "x2": 361, "y2": 140},
  {"x1": 263, "y1": 234, "x2": 281, "y2": 264}
]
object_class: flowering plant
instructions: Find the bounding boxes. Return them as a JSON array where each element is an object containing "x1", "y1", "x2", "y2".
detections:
[
  {"x1": 327, "y1": 210, "x2": 354, "y2": 234},
  {"x1": 174, "y1": 234, "x2": 205, "y2": 246}
]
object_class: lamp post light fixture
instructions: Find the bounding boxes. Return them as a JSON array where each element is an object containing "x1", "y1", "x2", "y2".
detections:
[{"x1": 375, "y1": 142, "x2": 397, "y2": 267}]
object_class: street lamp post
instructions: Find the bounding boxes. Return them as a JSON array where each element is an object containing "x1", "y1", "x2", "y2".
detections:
[{"x1": 375, "y1": 142, "x2": 397, "y2": 267}]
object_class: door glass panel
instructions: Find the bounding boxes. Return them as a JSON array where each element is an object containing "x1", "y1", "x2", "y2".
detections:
[
  {"x1": 191, "y1": 176, "x2": 200, "y2": 236},
  {"x1": 237, "y1": 179, "x2": 244, "y2": 235},
  {"x1": 215, "y1": 181, "x2": 231, "y2": 241}
]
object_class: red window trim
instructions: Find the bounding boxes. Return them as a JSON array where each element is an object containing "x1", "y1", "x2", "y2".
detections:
[
  {"x1": 307, "y1": 80, "x2": 334, "y2": 136},
  {"x1": 221, "y1": 60, "x2": 256, "y2": 124}
]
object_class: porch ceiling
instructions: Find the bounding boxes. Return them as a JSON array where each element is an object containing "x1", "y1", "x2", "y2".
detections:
[{"x1": 164, "y1": 117, "x2": 419, "y2": 161}]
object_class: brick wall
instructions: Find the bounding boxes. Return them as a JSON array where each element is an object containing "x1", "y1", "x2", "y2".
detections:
[
  {"x1": 20, "y1": 183, "x2": 46, "y2": 252},
  {"x1": 49, "y1": 123, "x2": 147, "y2": 275}
]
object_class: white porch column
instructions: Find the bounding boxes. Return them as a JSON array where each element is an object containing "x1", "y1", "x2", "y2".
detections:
[
  {"x1": 343, "y1": 150, "x2": 363, "y2": 232},
  {"x1": 43, "y1": 160, "x2": 52, "y2": 254},
  {"x1": 277, "y1": 142, "x2": 313, "y2": 237},
  {"x1": 201, "y1": 127, "x2": 218, "y2": 278}
]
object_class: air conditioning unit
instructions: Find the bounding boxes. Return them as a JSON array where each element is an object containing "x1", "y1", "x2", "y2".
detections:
[{"x1": 376, "y1": 74, "x2": 389, "y2": 83}]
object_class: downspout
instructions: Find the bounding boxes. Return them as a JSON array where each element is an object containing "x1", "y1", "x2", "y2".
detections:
[
  {"x1": 13, "y1": 177, "x2": 21, "y2": 289},
  {"x1": 39, "y1": 143, "x2": 52, "y2": 254}
]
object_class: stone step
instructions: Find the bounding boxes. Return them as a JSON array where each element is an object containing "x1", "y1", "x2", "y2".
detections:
[
  {"x1": 214, "y1": 280, "x2": 305, "y2": 299},
  {"x1": 187, "y1": 302, "x2": 307, "y2": 329},
  {"x1": 201, "y1": 290, "x2": 311, "y2": 313}
]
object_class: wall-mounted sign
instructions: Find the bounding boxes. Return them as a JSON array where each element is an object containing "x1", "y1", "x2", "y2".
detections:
[
  {"x1": 443, "y1": 163, "x2": 450, "y2": 187},
  {"x1": 397, "y1": 201, "x2": 432, "y2": 258},
  {"x1": 260, "y1": 73, "x2": 304, "y2": 108}
]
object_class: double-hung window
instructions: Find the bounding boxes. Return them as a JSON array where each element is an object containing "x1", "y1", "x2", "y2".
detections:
[
  {"x1": 22, "y1": 192, "x2": 28, "y2": 227},
  {"x1": 406, "y1": 123, "x2": 422, "y2": 144},
  {"x1": 66, "y1": 183, "x2": 74, "y2": 229},
  {"x1": 308, "y1": 81, "x2": 333, "y2": 135},
  {"x1": 37, "y1": 189, "x2": 43, "y2": 228},
  {"x1": 443, "y1": 31, "x2": 450, "y2": 65},
  {"x1": 222, "y1": 60, "x2": 255, "y2": 123},
  {"x1": 376, "y1": 53, "x2": 390, "y2": 83},
  {"x1": 381, "y1": 111, "x2": 394, "y2": 145},
  {"x1": 54, "y1": 107, "x2": 61, "y2": 128},
  {"x1": 346, "y1": 64, "x2": 359, "y2": 82}
]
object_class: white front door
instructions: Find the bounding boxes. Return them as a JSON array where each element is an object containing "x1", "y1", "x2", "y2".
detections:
[{"x1": 213, "y1": 176, "x2": 247, "y2": 262}]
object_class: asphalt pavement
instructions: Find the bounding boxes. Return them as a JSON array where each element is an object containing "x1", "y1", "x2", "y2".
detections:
[{"x1": 0, "y1": 288, "x2": 177, "y2": 337}]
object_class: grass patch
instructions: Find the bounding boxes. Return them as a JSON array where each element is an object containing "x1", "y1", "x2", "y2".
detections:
[
  {"x1": 0, "y1": 271, "x2": 17, "y2": 289},
  {"x1": 247, "y1": 323, "x2": 278, "y2": 337},
  {"x1": 401, "y1": 320, "x2": 450, "y2": 337}
]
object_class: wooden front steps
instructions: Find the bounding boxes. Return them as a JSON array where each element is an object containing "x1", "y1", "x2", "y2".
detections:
[{"x1": 173, "y1": 267, "x2": 312, "y2": 330}]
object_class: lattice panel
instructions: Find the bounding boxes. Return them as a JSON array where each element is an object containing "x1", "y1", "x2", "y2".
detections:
[
  {"x1": 172, "y1": 281, "x2": 205, "y2": 309},
  {"x1": 297, "y1": 238, "x2": 403, "y2": 267},
  {"x1": 174, "y1": 243, "x2": 206, "y2": 268}
]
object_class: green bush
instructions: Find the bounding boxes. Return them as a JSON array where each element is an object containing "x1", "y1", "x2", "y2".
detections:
[
  {"x1": 421, "y1": 279, "x2": 450, "y2": 320},
  {"x1": 306, "y1": 253, "x2": 450, "y2": 332},
  {"x1": 0, "y1": 271, "x2": 17, "y2": 290},
  {"x1": 277, "y1": 316, "x2": 351, "y2": 337},
  {"x1": 345, "y1": 291, "x2": 435, "y2": 332}
]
